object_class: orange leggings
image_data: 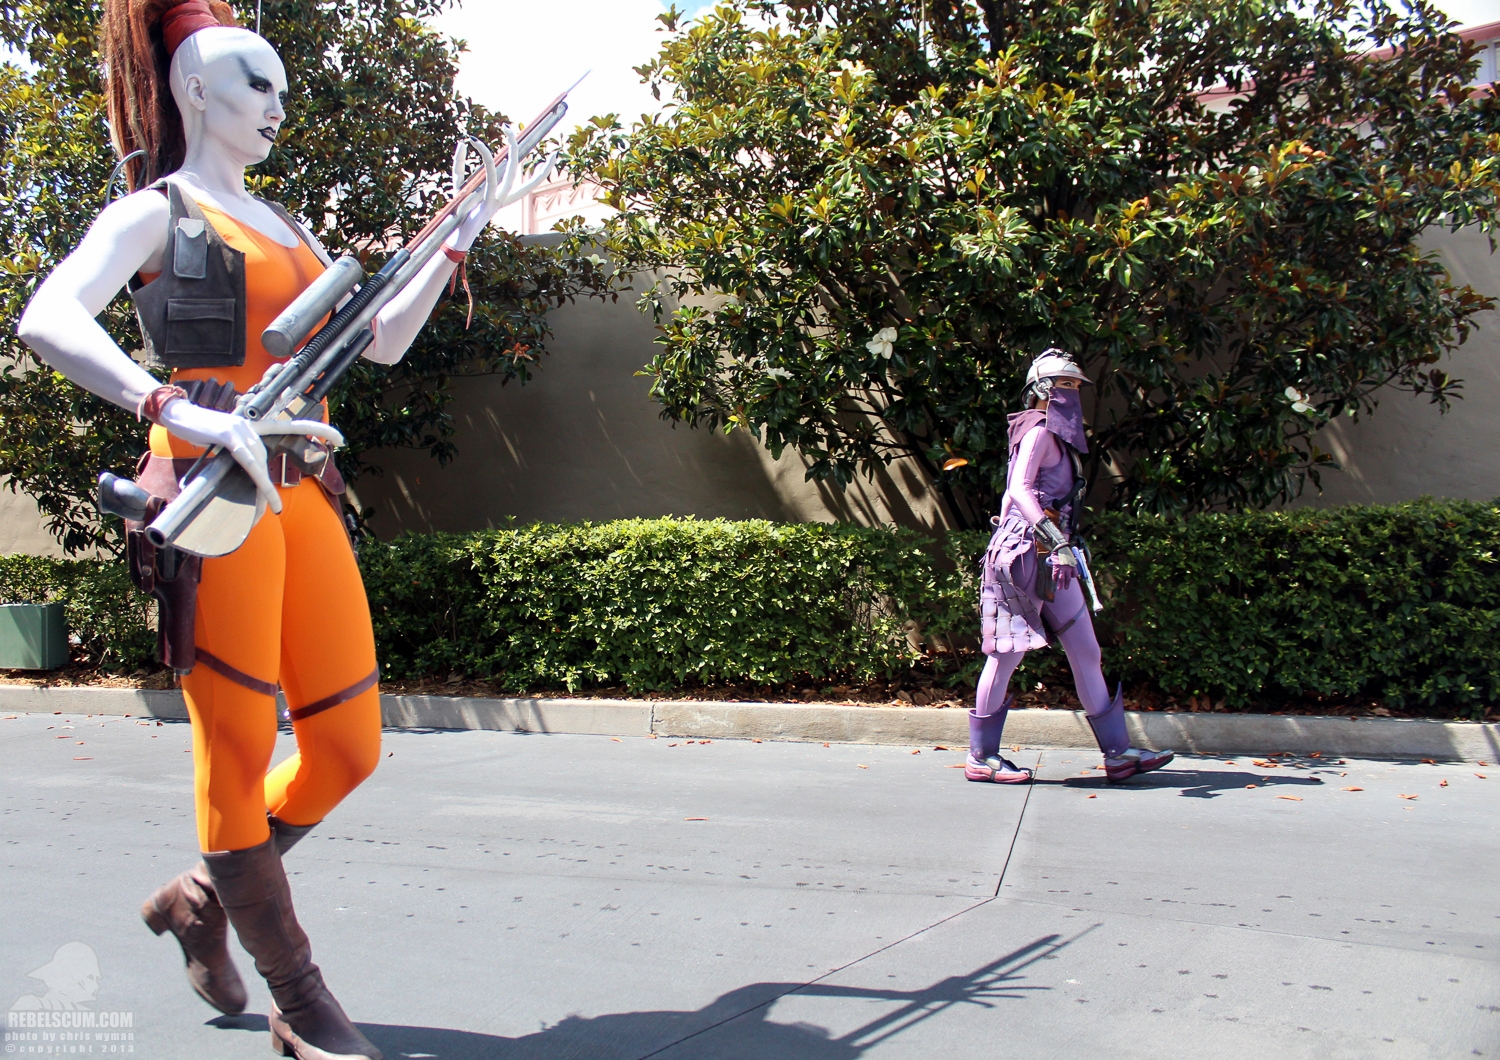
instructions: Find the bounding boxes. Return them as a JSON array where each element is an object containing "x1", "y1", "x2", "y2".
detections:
[{"x1": 182, "y1": 479, "x2": 382, "y2": 853}]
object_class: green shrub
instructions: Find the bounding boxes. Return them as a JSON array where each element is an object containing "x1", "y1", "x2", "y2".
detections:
[
  {"x1": 0, "y1": 554, "x2": 156, "y2": 670},
  {"x1": 362, "y1": 518, "x2": 935, "y2": 691},
  {"x1": 5, "y1": 502, "x2": 1498, "y2": 717},
  {"x1": 883, "y1": 500, "x2": 1500, "y2": 719}
]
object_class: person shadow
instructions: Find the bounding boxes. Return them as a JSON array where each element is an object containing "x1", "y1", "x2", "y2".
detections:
[
  {"x1": 1038, "y1": 765, "x2": 1331, "y2": 799},
  {"x1": 209, "y1": 931, "x2": 1081, "y2": 1059}
]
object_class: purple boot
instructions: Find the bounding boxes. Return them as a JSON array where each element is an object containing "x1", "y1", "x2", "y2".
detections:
[
  {"x1": 965, "y1": 697, "x2": 1031, "y2": 784},
  {"x1": 1086, "y1": 685, "x2": 1174, "y2": 781}
]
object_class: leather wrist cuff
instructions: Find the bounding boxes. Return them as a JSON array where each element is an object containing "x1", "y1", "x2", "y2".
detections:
[{"x1": 138, "y1": 385, "x2": 189, "y2": 425}]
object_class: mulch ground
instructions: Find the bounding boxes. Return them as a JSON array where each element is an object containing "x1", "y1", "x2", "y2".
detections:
[{"x1": 1, "y1": 664, "x2": 1488, "y2": 721}]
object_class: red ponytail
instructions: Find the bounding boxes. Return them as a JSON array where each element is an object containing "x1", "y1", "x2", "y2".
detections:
[{"x1": 100, "y1": 0, "x2": 240, "y2": 191}]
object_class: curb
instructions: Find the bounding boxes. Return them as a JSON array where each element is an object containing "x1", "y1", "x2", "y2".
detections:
[{"x1": 3, "y1": 685, "x2": 1495, "y2": 762}]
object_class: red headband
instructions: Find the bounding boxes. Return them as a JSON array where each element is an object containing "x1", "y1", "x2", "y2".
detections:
[{"x1": 162, "y1": 0, "x2": 228, "y2": 57}]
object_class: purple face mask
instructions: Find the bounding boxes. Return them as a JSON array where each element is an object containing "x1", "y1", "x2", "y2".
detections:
[{"x1": 1046, "y1": 386, "x2": 1088, "y2": 453}]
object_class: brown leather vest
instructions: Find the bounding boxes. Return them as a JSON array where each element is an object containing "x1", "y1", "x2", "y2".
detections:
[{"x1": 127, "y1": 180, "x2": 324, "y2": 370}]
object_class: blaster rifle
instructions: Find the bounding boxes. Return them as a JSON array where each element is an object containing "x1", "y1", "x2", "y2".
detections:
[{"x1": 99, "y1": 77, "x2": 584, "y2": 557}]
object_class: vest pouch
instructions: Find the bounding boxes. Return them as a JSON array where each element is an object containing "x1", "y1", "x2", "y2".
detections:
[{"x1": 165, "y1": 298, "x2": 237, "y2": 361}]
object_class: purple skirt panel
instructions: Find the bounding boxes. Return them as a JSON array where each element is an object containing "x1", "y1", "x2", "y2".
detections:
[{"x1": 979, "y1": 512, "x2": 1049, "y2": 654}]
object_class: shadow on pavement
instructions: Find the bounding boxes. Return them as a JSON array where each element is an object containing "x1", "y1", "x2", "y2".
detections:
[
  {"x1": 1036, "y1": 768, "x2": 1328, "y2": 799},
  {"x1": 207, "y1": 932, "x2": 1079, "y2": 1059}
]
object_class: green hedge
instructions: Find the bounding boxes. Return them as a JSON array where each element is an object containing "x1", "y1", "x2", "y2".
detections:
[
  {"x1": 360, "y1": 519, "x2": 936, "y2": 690},
  {"x1": 4, "y1": 503, "x2": 1497, "y2": 718}
]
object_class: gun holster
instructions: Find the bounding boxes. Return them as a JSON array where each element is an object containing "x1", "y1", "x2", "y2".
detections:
[{"x1": 126, "y1": 495, "x2": 202, "y2": 675}]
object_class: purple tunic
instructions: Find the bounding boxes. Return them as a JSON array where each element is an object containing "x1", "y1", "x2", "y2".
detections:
[{"x1": 978, "y1": 411, "x2": 1079, "y2": 654}]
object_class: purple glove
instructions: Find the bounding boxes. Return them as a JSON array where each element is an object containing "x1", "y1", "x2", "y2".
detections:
[{"x1": 1048, "y1": 551, "x2": 1076, "y2": 590}]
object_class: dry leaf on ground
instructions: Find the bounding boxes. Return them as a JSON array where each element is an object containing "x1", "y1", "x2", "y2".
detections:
[
  {"x1": 1341, "y1": 786, "x2": 1363, "y2": 791},
  {"x1": 1277, "y1": 795, "x2": 1302, "y2": 801},
  {"x1": 1398, "y1": 794, "x2": 1418, "y2": 800}
]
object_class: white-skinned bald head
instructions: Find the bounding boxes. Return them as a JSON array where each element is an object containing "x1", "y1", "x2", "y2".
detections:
[{"x1": 169, "y1": 26, "x2": 288, "y2": 169}]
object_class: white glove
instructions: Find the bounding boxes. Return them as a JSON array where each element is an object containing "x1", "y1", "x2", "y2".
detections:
[
  {"x1": 446, "y1": 126, "x2": 560, "y2": 253},
  {"x1": 156, "y1": 398, "x2": 344, "y2": 515}
]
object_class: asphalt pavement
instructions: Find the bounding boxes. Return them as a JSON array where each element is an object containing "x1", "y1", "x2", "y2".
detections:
[{"x1": 2, "y1": 712, "x2": 1496, "y2": 1059}]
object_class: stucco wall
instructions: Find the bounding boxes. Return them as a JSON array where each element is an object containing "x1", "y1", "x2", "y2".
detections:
[
  {"x1": 1299, "y1": 224, "x2": 1500, "y2": 506},
  {"x1": 354, "y1": 284, "x2": 955, "y2": 537}
]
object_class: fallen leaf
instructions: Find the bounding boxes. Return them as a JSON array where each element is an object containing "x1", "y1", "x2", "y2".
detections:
[
  {"x1": 1309, "y1": 752, "x2": 1322, "y2": 758},
  {"x1": 1398, "y1": 794, "x2": 1417, "y2": 800},
  {"x1": 823, "y1": 742, "x2": 830, "y2": 748},
  {"x1": 1245, "y1": 784, "x2": 1258, "y2": 789},
  {"x1": 76, "y1": 740, "x2": 84, "y2": 745},
  {"x1": 684, "y1": 817, "x2": 708, "y2": 821},
  {"x1": 1440, "y1": 780, "x2": 1448, "y2": 787},
  {"x1": 1477, "y1": 773, "x2": 1488, "y2": 779},
  {"x1": 943, "y1": 457, "x2": 969, "y2": 470},
  {"x1": 1480, "y1": 761, "x2": 1490, "y2": 766},
  {"x1": 611, "y1": 737, "x2": 622, "y2": 742},
  {"x1": 752, "y1": 738, "x2": 763, "y2": 743},
  {"x1": 911, "y1": 749, "x2": 921, "y2": 754},
  {"x1": 1422, "y1": 758, "x2": 1435, "y2": 764},
  {"x1": 72, "y1": 756, "x2": 92, "y2": 761},
  {"x1": 667, "y1": 742, "x2": 679, "y2": 747},
  {"x1": 1087, "y1": 794, "x2": 1097, "y2": 799},
  {"x1": 386, "y1": 751, "x2": 393, "y2": 757},
  {"x1": 648, "y1": 734, "x2": 659, "y2": 740},
  {"x1": 1011, "y1": 744, "x2": 1021, "y2": 752},
  {"x1": 1276, "y1": 795, "x2": 1302, "y2": 801},
  {"x1": 1341, "y1": 786, "x2": 1363, "y2": 791},
  {"x1": 1222, "y1": 760, "x2": 1237, "y2": 765},
  {"x1": 934, "y1": 745, "x2": 949, "y2": 751},
  {"x1": 857, "y1": 764, "x2": 868, "y2": 769},
  {"x1": 945, "y1": 764, "x2": 965, "y2": 769}
]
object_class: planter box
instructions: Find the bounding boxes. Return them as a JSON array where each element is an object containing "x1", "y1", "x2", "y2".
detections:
[{"x1": 0, "y1": 602, "x2": 68, "y2": 670}]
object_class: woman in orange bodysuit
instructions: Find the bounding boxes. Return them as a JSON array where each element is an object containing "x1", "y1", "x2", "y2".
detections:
[
  {"x1": 149, "y1": 196, "x2": 383, "y2": 858},
  {"x1": 17, "y1": 3, "x2": 529, "y2": 1057}
]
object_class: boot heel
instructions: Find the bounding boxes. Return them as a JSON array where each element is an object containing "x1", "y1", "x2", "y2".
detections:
[
  {"x1": 140, "y1": 900, "x2": 169, "y2": 937},
  {"x1": 269, "y1": 1025, "x2": 291, "y2": 1056}
]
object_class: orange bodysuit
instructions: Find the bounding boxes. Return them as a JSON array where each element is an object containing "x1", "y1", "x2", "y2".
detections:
[{"x1": 148, "y1": 200, "x2": 382, "y2": 854}]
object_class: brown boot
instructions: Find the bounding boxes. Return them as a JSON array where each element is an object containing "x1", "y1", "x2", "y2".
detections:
[
  {"x1": 140, "y1": 862, "x2": 248, "y2": 1015},
  {"x1": 204, "y1": 837, "x2": 382, "y2": 1060},
  {"x1": 269, "y1": 814, "x2": 318, "y2": 856}
]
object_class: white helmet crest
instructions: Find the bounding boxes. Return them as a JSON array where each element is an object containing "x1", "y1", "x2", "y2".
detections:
[{"x1": 1022, "y1": 348, "x2": 1090, "y2": 402}]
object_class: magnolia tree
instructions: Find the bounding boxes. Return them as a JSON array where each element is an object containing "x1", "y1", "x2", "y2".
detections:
[
  {"x1": 0, "y1": 0, "x2": 606, "y2": 554},
  {"x1": 568, "y1": 0, "x2": 1500, "y2": 528}
]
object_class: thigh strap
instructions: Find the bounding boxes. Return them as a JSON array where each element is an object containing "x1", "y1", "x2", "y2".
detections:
[
  {"x1": 288, "y1": 668, "x2": 380, "y2": 723},
  {"x1": 194, "y1": 647, "x2": 279, "y2": 697}
]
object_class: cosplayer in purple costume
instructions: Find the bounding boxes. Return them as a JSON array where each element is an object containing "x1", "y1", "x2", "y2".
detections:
[{"x1": 967, "y1": 350, "x2": 1175, "y2": 784}]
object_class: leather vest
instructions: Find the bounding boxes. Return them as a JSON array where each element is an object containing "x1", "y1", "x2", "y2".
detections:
[{"x1": 127, "y1": 180, "x2": 325, "y2": 369}]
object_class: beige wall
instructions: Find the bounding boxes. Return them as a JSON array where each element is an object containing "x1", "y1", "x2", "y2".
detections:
[
  {"x1": 355, "y1": 283, "x2": 955, "y2": 537},
  {"x1": 1298, "y1": 225, "x2": 1500, "y2": 506}
]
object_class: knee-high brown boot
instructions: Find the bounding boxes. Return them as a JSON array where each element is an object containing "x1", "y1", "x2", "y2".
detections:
[
  {"x1": 203, "y1": 837, "x2": 382, "y2": 1060},
  {"x1": 141, "y1": 816, "x2": 318, "y2": 1015},
  {"x1": 141, "y1": 862, "x2": 249, "y2": 1015}
]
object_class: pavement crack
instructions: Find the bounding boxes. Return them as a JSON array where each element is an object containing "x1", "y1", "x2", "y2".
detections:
[{"x1": 993, "y1": 749, "x2": 1041, "y2": 898}]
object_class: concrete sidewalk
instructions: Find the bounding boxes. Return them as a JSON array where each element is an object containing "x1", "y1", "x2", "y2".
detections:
[
  {"x1": 4, "y1": 683, "x2": 1497, "y2": 760},
  {"x1": 1, "y1": 711, "x2": 1496, "y2": 1059}
]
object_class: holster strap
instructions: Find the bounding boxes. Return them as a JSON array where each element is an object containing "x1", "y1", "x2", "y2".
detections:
[
  {"x1": 288, "y1": 668, "x2": 379, "y2": 723},
  {"x1": 1046, "y1": 612, "x2": 1082, "y2": 639},
  {"x1": 194, "y1": 647, "x2": 279, "y2": 697}
]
